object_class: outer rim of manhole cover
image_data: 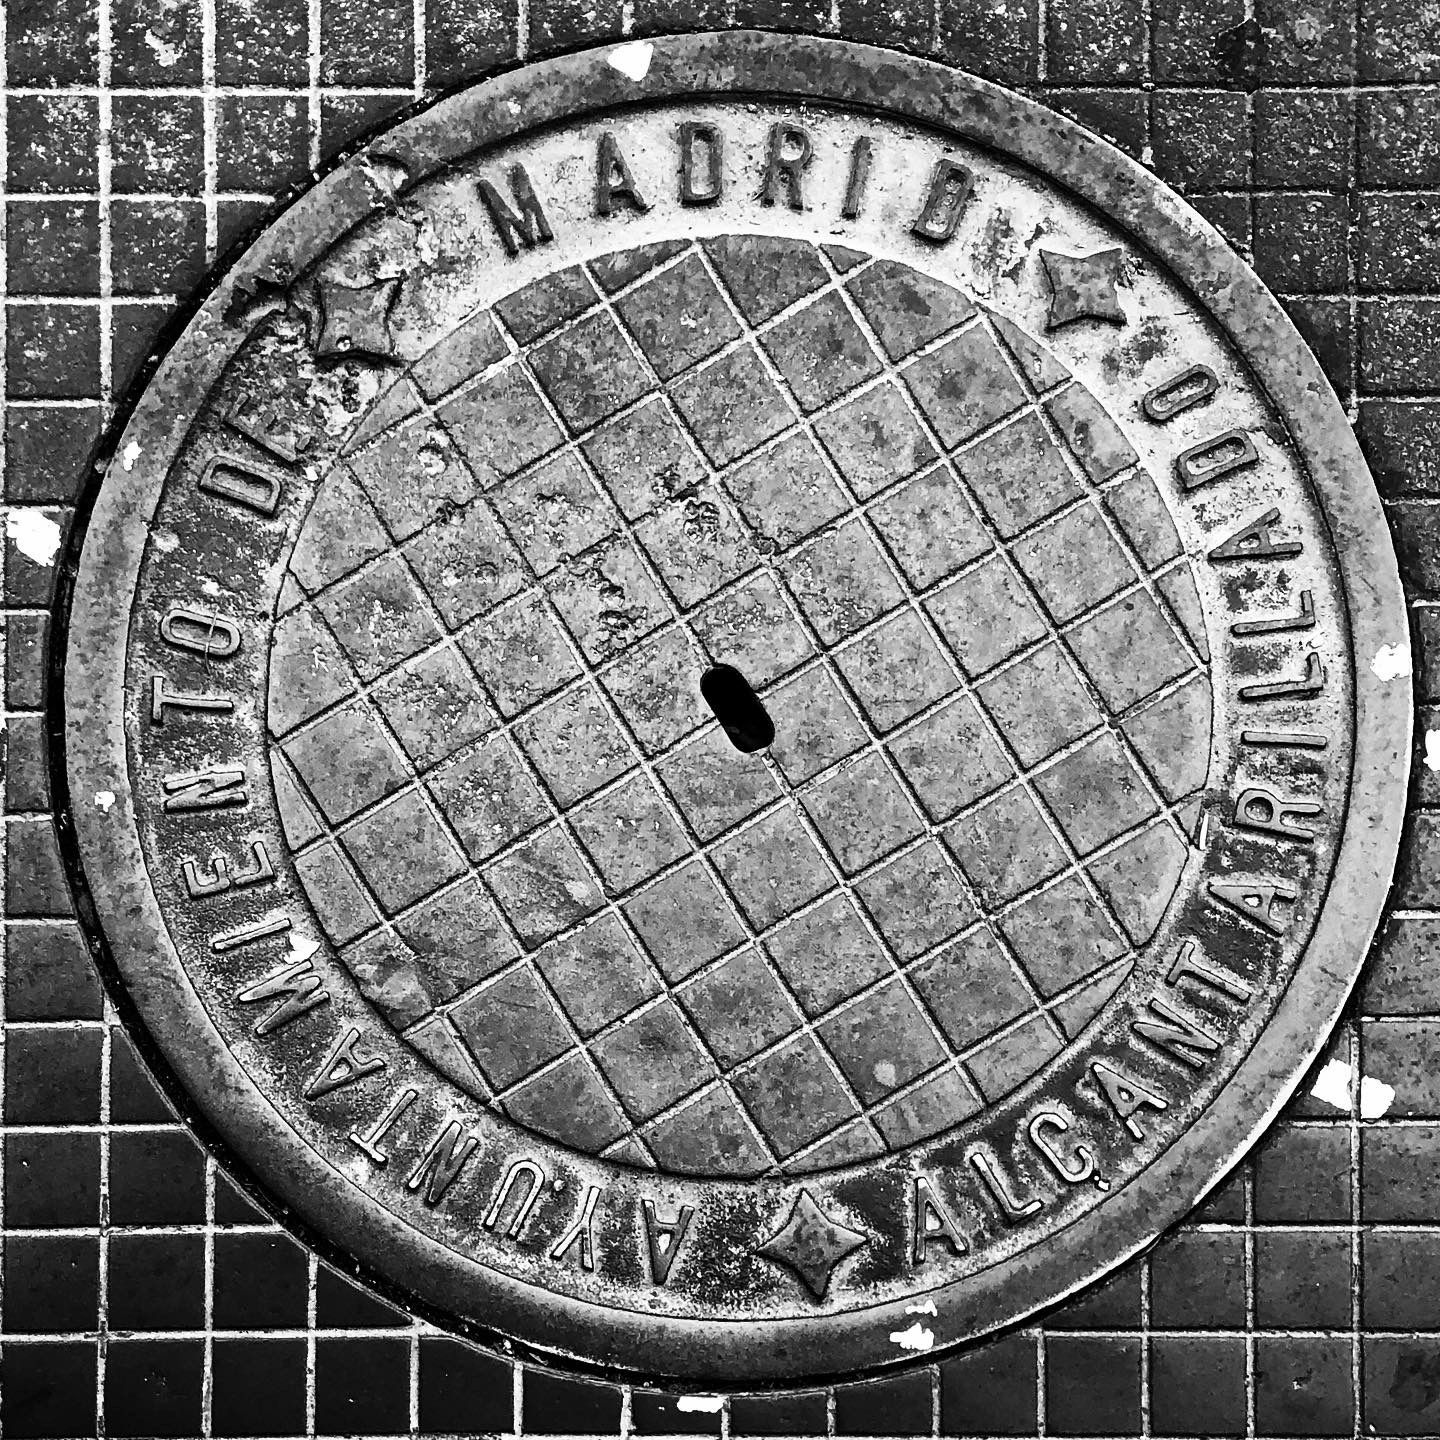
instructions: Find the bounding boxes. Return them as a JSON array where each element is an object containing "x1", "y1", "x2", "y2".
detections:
[{"x1": 52, "y1": 31, "x2": 1410, "y2": 1386}]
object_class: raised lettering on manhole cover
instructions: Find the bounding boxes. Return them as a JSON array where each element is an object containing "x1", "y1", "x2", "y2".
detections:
[{"x1": 56, "y1": 33, "x2": 1410, "y2": 1384}]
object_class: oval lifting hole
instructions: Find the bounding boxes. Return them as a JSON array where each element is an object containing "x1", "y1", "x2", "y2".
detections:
[{"x1": 700, "y1": 664, "x2": 775, "y2": 754}]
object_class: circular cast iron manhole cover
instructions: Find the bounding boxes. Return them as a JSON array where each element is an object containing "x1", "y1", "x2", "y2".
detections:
[{"x1": 57, "y1": 33, "x2": 1411, "y2": 1384}]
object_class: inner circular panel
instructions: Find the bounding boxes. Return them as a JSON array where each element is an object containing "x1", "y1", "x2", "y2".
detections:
[{"x1": 265, "y1": 233, "x2": 1212, "y2": 1177}]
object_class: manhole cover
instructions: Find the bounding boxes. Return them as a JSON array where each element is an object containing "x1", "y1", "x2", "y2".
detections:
[{"x1": 57, "y1": 33, "x2": 1410, "y2": 1384}]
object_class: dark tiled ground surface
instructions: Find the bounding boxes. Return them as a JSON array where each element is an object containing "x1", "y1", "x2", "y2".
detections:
[{"x1": 6, "y1": 0, "x2": 1440, "y2": 1435}]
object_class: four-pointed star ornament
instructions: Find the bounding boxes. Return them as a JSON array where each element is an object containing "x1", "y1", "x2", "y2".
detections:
[
  {"x1": 757, "y1": 1190, "x2": 869, "y2": 1299},
  {"x1": 314, "y1": 274, "x2": 403, "y2": 363},
  {"x1": 1038, "y1": 245, "x2": 1128, "y2": 330}
]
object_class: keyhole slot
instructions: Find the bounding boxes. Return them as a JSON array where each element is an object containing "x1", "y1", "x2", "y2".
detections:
[{"x1": 701, "y1": 665, "x2": 775, "y2": 754}]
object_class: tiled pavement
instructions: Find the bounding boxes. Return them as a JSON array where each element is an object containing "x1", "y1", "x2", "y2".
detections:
[{"x1": 9, "y1": 0, "x2": 1440, "y2": 1434}]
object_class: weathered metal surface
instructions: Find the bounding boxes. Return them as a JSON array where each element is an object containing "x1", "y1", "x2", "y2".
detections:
[{"x1": 53, "y1": 32, "x2": 1410, "y2": 1384}]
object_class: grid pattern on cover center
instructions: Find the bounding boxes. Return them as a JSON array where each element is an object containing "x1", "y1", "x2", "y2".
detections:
[{"x1": 264, "y1": 234, "x2": 1212, "y2": 1178}]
